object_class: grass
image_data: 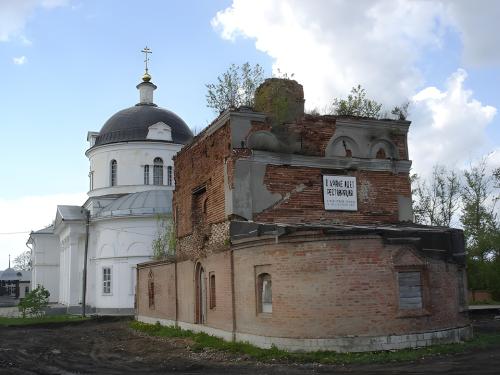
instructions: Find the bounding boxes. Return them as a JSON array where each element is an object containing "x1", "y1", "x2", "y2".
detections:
[
  {"x1": 0, "y1": 314, "x2": 90, "y2": 327},
  {"x1": 469, "y1": 300, "x2": 500, "y2": 305},
  {"x1": 130, "y1": 320, "x2": 500, "y2": 365}
]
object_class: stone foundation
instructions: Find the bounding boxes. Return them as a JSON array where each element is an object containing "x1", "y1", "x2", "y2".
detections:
[{"x1": 137, "y1": 315, "x2": 472, "y2": 352}]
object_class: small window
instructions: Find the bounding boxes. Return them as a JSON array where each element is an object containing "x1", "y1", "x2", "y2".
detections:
[
  {"x1": 153, "y1": 157, "x2": 163, "y2": 185},
  {"x1": 144, "y1": 165, "x2": 150, "y2": 185},
  {"x1": 258, "y1": 273, "x2": 272, "y2": 313},
  {"x1": 398, "y1": 271, "x2": 422, "y2": 309},
  {"x1": 103, "y1": 267, "x2": 112, "y2": 294},
  {"x1": 148, "y1": 270, "x2": 155, "y2": 309},
  {"x1": 25, "y1": 286, "x2": 29, "y2": 294},
  {"x1": 167, "y1": 166, "x2": 173, "y2": 186},
  {"x1": 89, "y1": 170, "x2": 94, "y2": 191},
  {"x1": 376, "y1": 148, "x2": 386, "y2": 159},
  {"x1": 209, "y1": 272, "x2": 216, "y2": 309},
  {"x1": 110, "y1": 160, "x2": 117, "y2": 186}
]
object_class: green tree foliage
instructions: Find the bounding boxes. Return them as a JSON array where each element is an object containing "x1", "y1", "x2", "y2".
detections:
[
  {"x1": 391, "y1": 102, "x2": 410, "y2": 120},
  {"x1": 13, "y1": 250, "x2": 31, "y2": 271},
  {"x1": 152, "y1": 215, "x2": 175, "y2": 260},
  {"x1": 330, "y1": 85, "x2": 383, "y2": 118},
  {"x1": 18, "y1": 285, "x2": 50, "y2": 318},
  {"x1": 460, "y1": 160, "x2": 499, "y2": 261},
  {"x1": 412, "y1": 161, "x2": 500, "y2": 299},
  {"x1": 206, "y1": 63, "x2": 264, "y2": 113},
  {"x1": 412, "y1": 165, "x2": 460, "y2": 226}
]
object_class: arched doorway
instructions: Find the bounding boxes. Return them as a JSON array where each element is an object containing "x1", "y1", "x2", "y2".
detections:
[{"x1": 195, "y1": 263, "x2": 207, "y2": 324}]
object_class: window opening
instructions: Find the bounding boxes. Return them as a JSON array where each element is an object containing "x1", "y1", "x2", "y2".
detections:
[
  {"x1": 144, "y1": 165, "x2": 150, "y2": 185},
  {"x1": 110, "y1": 160, "x2": 117, "y2": 186},
  {"x1": 398, "y1": 271, "x2": 422, "y2": 309},
  {"x1": 153, "y1": 157, "x2": 163, "y2": 185},
  {"x1": 103, "y1": 267, "x2": 112, "y2": 294}
]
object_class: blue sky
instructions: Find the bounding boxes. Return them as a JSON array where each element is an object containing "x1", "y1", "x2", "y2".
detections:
[{"x1": 1, "y1": 0, "x2": 499, "y2": 269}]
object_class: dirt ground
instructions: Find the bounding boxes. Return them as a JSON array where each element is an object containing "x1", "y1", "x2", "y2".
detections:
[{"x1": 0, "y1": 314, "x2": 499, "y2": 375}]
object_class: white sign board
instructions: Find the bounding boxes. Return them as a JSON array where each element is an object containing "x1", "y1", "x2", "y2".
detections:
[{"x1": 323, "y1": 175, "x2": 357, "y2": 211}]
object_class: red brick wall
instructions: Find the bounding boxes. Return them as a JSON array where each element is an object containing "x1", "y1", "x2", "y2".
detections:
[
  {"x1": 136, "y1": 262, "x2": 176, "y2": 320},
  {"x1": 137, "y1": 252, "x2": 234, "y2": 332},
  {"x1": 174, "y1": 121, "x2": 231, "y2": 238},
  {"x1": 253, "y1": 166, "x2": 411, "y2": 224},
  {"x1": 233, "y1": 235, "x2": 468, "y2": 338}
]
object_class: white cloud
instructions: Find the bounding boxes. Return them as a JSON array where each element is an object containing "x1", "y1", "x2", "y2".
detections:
[
  {"x1": 212, "y1": 0, "x2": 499, "y2": 176},
  {"x1": 409, "y1": 69, "x2": 496, "y2": 176},
  {"x1": 0, "y1": 0, "x2": 69, "y2": 42},
  {"x1": 0, "y1": 192, "x2": 86, "y2": 270},
  {"x1": 444, "y1": 0, "x2": 500, "y2": 66},
  {"x1": 13, "y1": 56, "x2": 27, "y2": 65},
  {"x1": 212, "y1": 0, "x2": 448, "y2": 109}
]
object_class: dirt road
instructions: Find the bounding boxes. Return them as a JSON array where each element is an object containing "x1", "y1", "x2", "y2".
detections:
[{"x1": 0, "y1": 317, "x2": 499, "y2": 374}]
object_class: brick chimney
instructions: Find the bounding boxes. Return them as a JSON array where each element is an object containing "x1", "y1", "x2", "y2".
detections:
[{"x1": 254, "y1": 78, "x2": 305, "y2": 125}]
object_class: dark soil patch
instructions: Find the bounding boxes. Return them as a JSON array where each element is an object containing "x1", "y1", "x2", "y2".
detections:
[{"x1": 0, "y1": 315, "x2": 499, "y2": 374}]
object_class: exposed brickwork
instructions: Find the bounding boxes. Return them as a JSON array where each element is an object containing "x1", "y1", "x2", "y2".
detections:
[
  {"x1": 136, "y1": 262, "x2": 176, "y2": 321},
  {"x1": 137, "y1": 233, "x2": 468, "y2": 342},
  {"x1": 232, "y1": 235, "x2": 468, "y2": 338},
  {"x1": 283, "y1": 116, "x2": 337, "y2": 157},
  {"x1": 174, "y1": 121, "x2": 231, "y2": 239},
  {"x1": 176, "y1": 221, "x2": 230, "y2": 261},
  {"x1": 253, "y1": 165, "x2": 411, "y2": 225}
]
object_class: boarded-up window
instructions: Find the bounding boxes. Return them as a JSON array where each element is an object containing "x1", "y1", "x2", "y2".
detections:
[
  {"x1": 398, "y1": 271, "x2": 422, "y2": 309},
  {"x1": 148, "y1": 270, "x2": 155, "y2": 309},
  {"x1": 209, "y1": 272, "x2": 216, "y2": 309}
]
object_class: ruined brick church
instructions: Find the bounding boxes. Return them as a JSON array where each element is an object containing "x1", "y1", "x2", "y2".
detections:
[{"x1": 136, "y1": 78, "x2": 470, "y2": 352}]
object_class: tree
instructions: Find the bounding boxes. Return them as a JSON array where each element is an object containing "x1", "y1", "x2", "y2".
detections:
[
  {"x1": 18, "y1": 285, "x2": 50, "y2": 318},
  {"x1": 330, "y1": 85, "x2": 382, "y2": 118},
  {"x1": 391, "y1": 101, "x2": 410, "y2": 120},
  {"x1": 461, "y1": 161, "x2": 500, "y2": 299},
  {"x1": 460, "y1": 160, "x2": 499, "y2": 261},
  {"x1": 13, "y1": 250, "x2": 31, "y2": 271},
  {"x1": 152, "y1": 215, "x2": 175, "y2": 260},
  {"x1": 412, "y1": 165, "x2": 460, "y2": 226},
  {"x1": 205, "y1": 63, "x2": 264, "y2": 113}
]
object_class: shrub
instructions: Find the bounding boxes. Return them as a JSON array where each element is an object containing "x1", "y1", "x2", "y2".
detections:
[{"x1": 18, "y1": 285, "x2": 50, "y2": 318}]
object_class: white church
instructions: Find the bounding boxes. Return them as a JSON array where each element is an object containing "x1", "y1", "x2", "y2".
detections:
[{"x1": 27, "y1": 62, "x2": 193, "y2": 314}]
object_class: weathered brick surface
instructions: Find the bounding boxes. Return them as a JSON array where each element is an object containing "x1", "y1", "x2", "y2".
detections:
[
  {"x1": 233, "y1": 235, "x2": 468, "y2": 338},
  {"x1": 253, "y1": 166, "x2": 411, "y2": 225},
  {"x1": 137, "y1": 234, "x2": 468, "y2": 340},
  {"x1": 136, "y1": 262, "x2": 176, "y2": 320},
  {"x1": 174, "y1": 121, "x2": 231, "y2": 238},
  {"x1": 137, "y1": 252, "x2": 234, "y2": 332}
]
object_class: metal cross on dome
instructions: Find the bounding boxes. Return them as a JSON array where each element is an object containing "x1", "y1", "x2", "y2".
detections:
[{"x1": 141, "y1": 46, "x2": 152, "y2": 74}]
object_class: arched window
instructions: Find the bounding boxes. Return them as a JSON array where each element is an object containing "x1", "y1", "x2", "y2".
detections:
[
  {"x1": 110, "y1": 160, "x2": 117, "y2": 186},
  {"x1": 258, "y1": 273, "x2": 272, "y2": 313},
  {"x1": 153, "y1": 157, "x2": 163, "y2": 185},
  {"x1": 144, "y1": 165, "x2": 150, "y2": 185},
  {"x1": 167, "y1": 166, "x2": 173, "y2": 186}
]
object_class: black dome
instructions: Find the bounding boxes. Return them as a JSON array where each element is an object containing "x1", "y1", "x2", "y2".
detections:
[{"x1": 94, "y1": 104, "x2": 193, "y2": 147}]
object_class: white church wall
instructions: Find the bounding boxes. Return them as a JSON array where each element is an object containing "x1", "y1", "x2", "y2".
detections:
[
  {"x1": 56, "y1": 222, "x2": 86, "y2": 308},
  {"x1": 86, "y1": 142, "x2": 181, "y2": 197},
  {"x1": 90, "y1": 216, "x2": 157, "y2": 313},
  {"x1": 30, "y1": 233, "x2": 60, "y2": 302}
]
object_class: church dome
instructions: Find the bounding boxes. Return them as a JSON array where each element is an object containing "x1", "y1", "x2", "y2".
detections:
[
  {"x1": 94, "y1": 104, "x2": 193, "y2": 147},
  {"x1": 93, "y1": 75, "x2": 193, "y2": 148},
  {"x1": 1, "y1": 268, "x2": 20, "y2": 281}
]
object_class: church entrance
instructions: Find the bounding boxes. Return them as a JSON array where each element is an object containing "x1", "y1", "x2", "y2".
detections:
[{"x1": 195, "y1": 263, "x2": 206, "y2": 324}]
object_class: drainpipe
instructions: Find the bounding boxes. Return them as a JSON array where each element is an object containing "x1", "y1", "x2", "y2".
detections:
[
  {"x1": 230, "y1": 249, "x2": 236, "y2": 342},
  {"x1": 81, "y1": 209, "x2": 90, "y2": 317},
  {"x1": 174, "y1": 260, "x2": 178, "y2": 327}
]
